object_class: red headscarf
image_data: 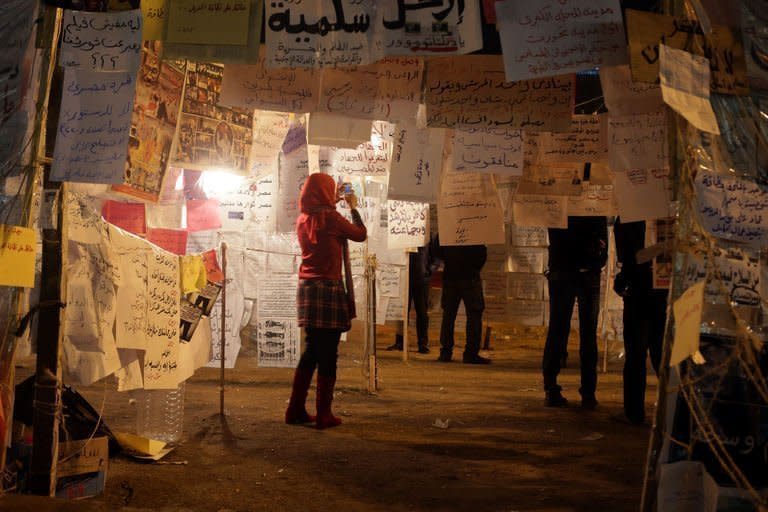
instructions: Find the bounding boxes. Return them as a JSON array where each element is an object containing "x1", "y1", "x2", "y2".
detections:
[{"x1": 297, "y1": 173, "x2": 337, "y2": 243}]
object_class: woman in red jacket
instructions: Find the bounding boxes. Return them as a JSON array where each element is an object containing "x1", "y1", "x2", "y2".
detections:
[{"x1": 285, "y1": 173, "x2": 367, "y2": 429}]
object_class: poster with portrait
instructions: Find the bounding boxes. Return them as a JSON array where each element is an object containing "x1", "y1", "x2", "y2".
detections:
[
  {"x1": 171, "y1": 61, "x2": 253, "y2": 175},
  {"x1": 113, "y1": 43, "x2": 185, "y2": 202}
]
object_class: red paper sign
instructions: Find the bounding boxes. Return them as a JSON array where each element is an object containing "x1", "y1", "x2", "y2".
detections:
[
  {"x1": 186, "y1": 199, "x2": 221, "y2": 232},
  {"x1": 202, "y1": 249, "x2": 224, "y2": 283},
  {"x1": 147, "y1": 228, "x2": 188, "y2": 255},
  {"x1": 102, "y1": 200, "x2": 146, "y2": 235}
]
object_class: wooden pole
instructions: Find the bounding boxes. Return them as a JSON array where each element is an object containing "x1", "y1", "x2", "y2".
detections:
[
  {"x1": 219, "y1": 243, "x2": 227, "y2": 417},
  {"x1": 29, "y1": 5, "x2": 64, "y2": 496}
]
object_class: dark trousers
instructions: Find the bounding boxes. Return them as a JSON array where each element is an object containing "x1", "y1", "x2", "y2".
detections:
[
  {"x1": 439, "y1": 278, "x2": 484, "y2": 357},
  {"x1": 409, "y1": 276, "x2": 430, "y2": 344},
  {"x1": 542, "y1": 271, "x2": 601, "y2": 396},
  {"x1": 297, "y1": 327, "x2": 342, "y2": 378},
  {"x1": 622, "y1": 290, "x2": 667, "y2": 422}
]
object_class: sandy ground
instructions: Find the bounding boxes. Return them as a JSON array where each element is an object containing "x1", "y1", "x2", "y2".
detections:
[{"x1": 4, "y1": 327, "x2": 654, "y2": 512}]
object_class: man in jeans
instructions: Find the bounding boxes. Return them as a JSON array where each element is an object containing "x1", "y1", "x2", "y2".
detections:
[
  {"x1": 543, "y1": 216, "x2": 607, "y2": 408},
  {"x1": 436, "y1": 242, "x2": 490, "y2": 364}
]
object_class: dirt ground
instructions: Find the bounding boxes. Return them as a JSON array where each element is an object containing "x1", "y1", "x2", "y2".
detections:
[{"x1": 4, "y1": 326, "x2": 655, "y2": 512}]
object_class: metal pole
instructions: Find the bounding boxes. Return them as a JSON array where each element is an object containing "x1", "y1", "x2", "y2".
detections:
[
  {"x1": 402, "y1": 252, "x2": 409, "y2": 362},
  {"x1": 219, "y1": 242, "x2": 227, "y2": 416},
  {"x1": 367, "y1": 255, "x2": 378, "y2": 392}
]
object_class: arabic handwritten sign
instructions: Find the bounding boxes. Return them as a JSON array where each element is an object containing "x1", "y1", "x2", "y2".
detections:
[
  {"x1": 512, "y1": 194, "x2": 568, "y2": 229},
  {"x1": 319, "y1": 121, "x2": 394, "y2": 176},
  {"x1": 266, "y1": 0, "x2": 374, "y2": 68},
  {"x1": 141, "y1": 0, "x2": 167, "y2": 40},
  {"x1": 51, "y1": 69, "x2": 135, "y2": 184},
  {"x1": 438, "y1": 164, "x2": 505, "y2": 246},
  {"x1": 60, "y1": 9, "x2": 142, "y2": 71},
  {"x1": 388, "y1": 121, "x2": 444, "y2": 203},
  {"x1": 319, "y1": 57, "x2": 422, "y2": 121},
  {"x1": 694, "y1": 170, "x2": 768, "y2": 249},
  {"x1": 681, "y1": 246, "x2": 760, "y2": 307},
  {"x1": 626, "y1": 9, "x2": 748, "y2": 95},
  {"x1": 536, "y1": 115, "x2": 608, "y2": 164},
  {"x1": 659, "y1": 45, "x2": 720, "y2": 134},
  {"x1": 424, "y1": 56, "x2": 574, "y2": 131},
  {"x1": 0, "y1": 225, "x2": 35, "y2": 288},
  {"x1": 454, "y1": 127, "x2": 523, "y2": 176},
  {"x1": 144, "y1": 247, "x2": 181, "y2": 389},
  {"x1": 671, "y1": 281, "x2": 705, "y2": 366},
  {"x1": 166, "y1": 0, "x2": 250, "y2": 45},
  {"x1": 387, "y1": 200, "x2": 428, "y2": 250},
  {"x1": 250, "y1": 110, "x2": 290, "y2": 178},
  {"x1": 220, "y1": 53, "x2": 321, "y2": 113},
  {"x1": 496, "y1": 0, "x2": 626, "y2": 81},
  {"x1": 608, "y1": 111, "x2": 668, "y2": 171},
  {"x1": 102, "y1": 200, "x2": 146, "y2": 235}
]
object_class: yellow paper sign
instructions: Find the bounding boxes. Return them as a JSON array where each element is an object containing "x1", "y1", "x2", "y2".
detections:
[
  {"x1": 671, "y1": 281, "x2": 706, "y2": 366},
  {"x1": 0, "y1": 225, "x2": 35, "y2": 288},
  {"x1": 141, "y1": 0, "x2": 167, "y2": 41},
  {"x1": 180, "y1": 254, "x2": 207, "y2": 294},
  {"x1": 166, "y1": 0, "x2": 251, "y2": 46}
]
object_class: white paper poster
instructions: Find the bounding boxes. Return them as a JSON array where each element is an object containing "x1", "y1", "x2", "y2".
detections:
[
  {"x1": 454, "y1": 127, "x2": 523, "y2": 176},
  {"x1": 387, "y1": 200, "x2": 428, "y2": 250},
  {"x1": 599, "y1": 65, "x2": 663, "y2": 115},
  {"x1": 256, "y1": 275, "x2": 300, "y2": 368},
  {"x1": 608, "y1": 112, "x2": 668, "y2": 171},
  {"x1": 512, "y1": 194, "x2": 568, "y2": 229},
  {"x1": 387, "y1": 121, "x2": 444, "y2": 203},
  {"x1": 250, "y1": 110, "x2": 291, "y2": 178},
  {"x1": 659, "y1": 45, "x2": 720, "y2": 134},
  {"x1": 612, "y1": 169, "x2": 672, "y2": 222},
  {"x1": 319, "y1": 121, "x2": 394, "y2": 176},
  {"x1": 51, "y1": 68, "x2": 135, "y2": 184},
  {"x1": 143, "y1": 248, "x2": 182, "y2": 389},
  {"x1": 536, "y1": 115, "x2": 608, "y2": 165},
  {"x1": 496, "y1": 0, "x2": 627, "y2": 82},
  {"x1": 277, "y1": 143, "x2": 309, "y2": 233},
  {"x1": 265, "y1": 0, "x2": 375, "y2": 68},
  {"x1": 438, "y1": 167, "x2": 505, "y2": 246},
  {"x1": 60, "y1": 9, "x2": 142, "y2": 71},
  {"x1": 694, "y1": 170, "x2": 768, "y2": 248}
]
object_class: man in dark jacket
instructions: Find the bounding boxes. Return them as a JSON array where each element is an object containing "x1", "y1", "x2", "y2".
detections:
[
  {"x1": 543, "y1": 216, "x2": 608, "y2": 408},
  {"x1": 435, "y1": 242, "x2": 490, "y2": 364},
  {"x1": 613, "y1": 218, "x2": 668, "y2": 424},
  {"x1": 386, "y1": 242, "x2": 435, "y2": 354}
]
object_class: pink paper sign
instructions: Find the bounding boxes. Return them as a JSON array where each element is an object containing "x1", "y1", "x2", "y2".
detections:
[
  {"x1": 102, "y1": 200, "x2": 146, "y2": 235},
  {"x1": 186, "y1": 199, "x2": 222, "y2": 232},
  {"x1": 147, "y1": 228, "x2": 189, "y2": 255}
]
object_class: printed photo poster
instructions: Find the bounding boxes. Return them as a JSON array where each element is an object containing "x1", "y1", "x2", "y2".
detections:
[
  {"x1": 454, "y1": 127, "x2": 524, "y2": 176},
  {"x1": 172, "y1": 61, "x2": 253, "y2": 174},
  {"x1": 371, "y1": 0, "x2": 482, "y2": 58},
  {"x1": 256, "y1": 275, "x2": 300, "y2": 368},
  {"x1": 387, "y1": 200, "x2": 428, "y2": 250},
  {"x1": 626, "y1": 9, "x2": 748, "y2": 95},
  {"x1": 265, "y1": 0, "x2": 375, "y2": 68},
  {"x1": 424, "y1": 56, "x2": 574, "y2": 132},
  {"x1": 437, "y1": 165, "x2": 505, "y2": 246},
  {"x1": 51, "y1": 68, "x2": 136, "y2": 184},
  {"x1": 112, "y1": 44, "x2": 185, "y2": 202},
  {"x1": 495, "y1": 0, "x2": 627, "y2": 82}
]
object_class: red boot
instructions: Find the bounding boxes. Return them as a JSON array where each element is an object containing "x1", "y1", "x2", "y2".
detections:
[
  {"x1": 315, "y1": 375, "x2": 342, "y2": 429},
  {"x1": 285, "y1": 367, "x2": 316, "y2": 424}
]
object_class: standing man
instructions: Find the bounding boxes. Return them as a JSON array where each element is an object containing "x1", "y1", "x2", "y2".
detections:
[
  {"x1": 543, "y1": 216, "x2": 608, "y2": 408},
  {"x1": 386, "y1": 242, "x2": 435, "y2": 354},
  {"x1": 436, "y1": 242, "x2": 490, "y2": 364},
  {"x1": 613, "y1": 218, "x2": 668, "y2": 424}
]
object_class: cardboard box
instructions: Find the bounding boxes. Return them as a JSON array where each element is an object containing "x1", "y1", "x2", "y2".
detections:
[{"x1": 55, "y1": 436, "x2": 108, "y2": 499}]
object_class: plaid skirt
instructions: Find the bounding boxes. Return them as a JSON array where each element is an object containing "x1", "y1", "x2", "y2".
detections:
[{"x1": 297, "y1": 279, "x2": 352, "y2": 332}]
